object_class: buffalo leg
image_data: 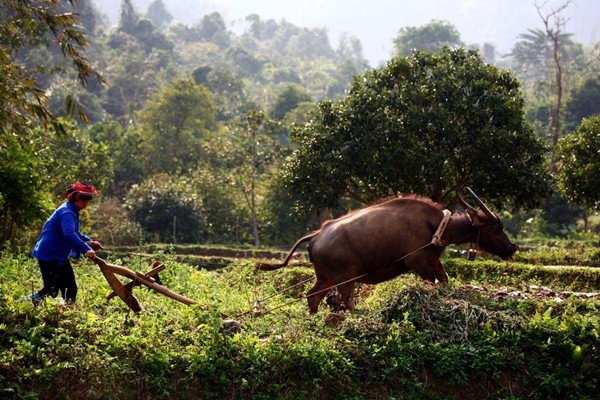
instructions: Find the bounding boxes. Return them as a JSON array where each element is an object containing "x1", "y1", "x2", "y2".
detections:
[
  {"x1": 432, "y1": 260, "x2": 449, "y2": 283},
  {"x1": 336, "y1": 282, "x2": 356, "y2": 312},
  {"x1": 306, "y1": 277, "x2": 332, "y2": 314},
  {"x1": 411, "y1": 263, "x2": 436, "y2": 283}
]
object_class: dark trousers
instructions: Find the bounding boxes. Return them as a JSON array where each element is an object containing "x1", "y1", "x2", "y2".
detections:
[{"x1": 37, "y1": 259, "x2": 78, "y2": 302}]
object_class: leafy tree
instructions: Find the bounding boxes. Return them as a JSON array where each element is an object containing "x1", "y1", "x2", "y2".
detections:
[
  {"x1": 136, "y1": 77, "x2": 218, "y2": 176},
  {"x1": 189, "y1": 169, "x2": 245, "y2": 243},
  {"x1": 101, "y1": 38, "x2": 169, "y2": 125},
  {"x1": 510, "y1": 28, "x2": 556, "y2": 85},
  {"x1": 392, "y1": 20, "x2": 463, "y2": 57},
  {"x1": 0, "y1": 0, "x2": 103, "y2": 140},
  {"x1": 117, "y1": 0, "x2": 173, "y2": 52},
  {"x1": 556, "y1": 116, "x2": 600, "y2": 210},
  {"x1": 282, "y1": 48, "x2": 551, "y2": 215},
  {"x1": 226, "y1": 110, "x2": 283, "y2": 246},
  {"x1": 509, "y1": 24, "x2": 583, "y2": 147},
  {"x1": 33, "y1": 119, "x2": 114, "y2": 196},
  {"x1": 118, "y1": 0, "x2": 140, "y2": 35},
  {"x1": 195, "y1": 12, "x2": 230, "y2": 48},
  {"x1": 125, "y1": 174, "x2": 202, "y2": 243},
  {"x1": 146, "y1": 0, "x2": 173, "y2": 31},
  {"x1": 69, "y1": 0, "x2": 105, "y2": 38},
  {"x1": 564, "y1": 77, "x2": 600, "y2": 131},
  {"x1": 86, "y1": 120, "x2": 143, "y2": 196},
  {"x1": 192, "y1": 65, "x2": 250, "y2": 121},
  {"x1": 535, "y1": 0, "x2": 579, "y2": 157},
  {"x1": 540, "y1": 189, "x2": 583, "y2": 236},
  {"x1": 124, "y1": 171, "x2": 243, "y2": 244},
  {"x1": 286, "y1": 27, "x2": 334, "y2": 61},
  {"x1": 0, "y1": 140, "x2": 51, "y2": 249},
  {"x1": 0, "y1": 0, "x2": 103, "y2": 247},
  {"x1": 260, "y1": 175, "x2": 317, "y2": 245},
  {"x1": 334, "y1": 34, "x2": 370, "y2": 88},
  {"x1": 245, "y1": 14, "x2": 279, "y2": 41},
  {"x1": 91, "y1": 197, "x2": 141, "y2": 246},
  {"x1": 270, "y1": 84, "x2": 312, "y2": 120}
]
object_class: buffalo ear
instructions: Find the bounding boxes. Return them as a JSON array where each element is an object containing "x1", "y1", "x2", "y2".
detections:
[{"x1": 466, "y1": 209, "x2": 484, "y2": 226}]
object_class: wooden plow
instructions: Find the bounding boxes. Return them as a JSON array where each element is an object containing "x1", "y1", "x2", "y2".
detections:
[{"x1": 93, "y1": 257, "x2": 197, "y2": 313}]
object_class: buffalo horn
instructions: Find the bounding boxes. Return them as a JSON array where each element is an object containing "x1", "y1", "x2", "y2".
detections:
[
  {"x1": 456, "y1": 189, "x2": 476, "y2": 212},
  {"x1": 466, "y1": 187, "x2": 498, "y2": 221}
]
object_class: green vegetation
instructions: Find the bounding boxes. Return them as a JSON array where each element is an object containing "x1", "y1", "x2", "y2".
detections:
[
  {"x1": 2, "y1": 245, "x2": 599, "y2": 399},
  {"x1": 2, "y1": 4, "x2": 600, "y2": 397}
]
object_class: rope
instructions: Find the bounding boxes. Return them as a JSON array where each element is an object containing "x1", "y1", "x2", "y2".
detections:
[
  {"x1": 254, "y1": 272, "x2": 371, "y2": 317},
  {"x1": 257, "y1": 275, "x2": 315, "y2": 303},
  {"x1": 391, "y1": 242, "x2": 433, "y2": 265}
]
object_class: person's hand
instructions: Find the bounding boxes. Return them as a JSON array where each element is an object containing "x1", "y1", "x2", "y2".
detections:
[
  {"x1": 87, "y1": 240, "x2": 103, "y2": 250},
  {"x1": 85, "y1": 250, "x2": 96, "y2": 260}
]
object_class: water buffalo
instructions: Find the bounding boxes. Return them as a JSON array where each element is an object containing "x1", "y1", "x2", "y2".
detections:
[{"x1": 257, "y1": 188, "x2": 517, "y2": 314}]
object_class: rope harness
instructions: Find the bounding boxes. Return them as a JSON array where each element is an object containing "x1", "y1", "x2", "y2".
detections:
[{"x1": 248, "y1": 209, "x2": 454, "y2": 317}]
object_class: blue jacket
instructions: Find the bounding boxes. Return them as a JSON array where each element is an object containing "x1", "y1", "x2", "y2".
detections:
[{"x1": 32, "y1": 201, "x2": 92, "y2": 262}]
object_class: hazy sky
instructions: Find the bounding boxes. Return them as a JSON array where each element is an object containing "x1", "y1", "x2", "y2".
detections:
[{"x1": 100, "y1": 0, "x2": 600, "y2": 66}]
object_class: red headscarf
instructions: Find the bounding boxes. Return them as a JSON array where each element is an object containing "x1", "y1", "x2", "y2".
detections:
[{"x1": 65, "y1": 181, "x2": 98, "y2": 200}]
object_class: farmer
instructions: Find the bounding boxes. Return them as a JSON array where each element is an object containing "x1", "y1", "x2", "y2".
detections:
[{"x1": 28, "y1": 182, "x2": 103, "y2": 306}]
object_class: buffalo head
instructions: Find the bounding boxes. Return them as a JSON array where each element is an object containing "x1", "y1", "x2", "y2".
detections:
[{"x1": 456, "y1": 188, "x2": 518, "y2": 261}]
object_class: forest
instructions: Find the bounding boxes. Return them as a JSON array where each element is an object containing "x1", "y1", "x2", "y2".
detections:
[
  {"x1": 2, "y1": 1, "x2": 600, "y2": 399},
  {"x1": 1, "y1": 0, "x2": 599, "y2": 250}
]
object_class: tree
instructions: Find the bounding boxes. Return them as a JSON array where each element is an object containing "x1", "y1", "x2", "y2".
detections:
[
  {"x1": 0, "y1": 140, "x2": 50, "y2": 249},
  {"x1": 0, "y1": 0, "x2": 103, "y2": 141},
  {"x1": 227, "y1": 110, "x2": 283, "y2": 246},
  {"x1": 118, "y1": 0, "x2": 140, "y2": 35},
  {"x1": 102, "y1": 37, "x2": 168, "y2": 125},
  {"x1": 392, "y1": 20, "x2": 463, "y2": 57},
  {"x1": 282, "y1": 48, "x2": 551, "y2": 215},
  {"x1": 192, "y1": 65, "x2": 250, "y2": 121},
  {"x1": 556, "y1": 116, "x2": 600, "y2": 210},
  {"x1": 146, "y1": 0, "x2": 172, "y2": 31},
  {"x1": 117, "y1": 0, "x2": 173, "y2": 52},
  {"x1": 1, "y1": 0, "x2": 103, "y2": 247},
  {"x1": 535, "y1": 0, "x2": 574, "y2": 159},
  {"x1": 136, "y1": 78, "x2": 218, "y2": 176},
  {"x1": 35, "y1": 120, "x2": 114, "y2": 195},
  {"x1": 125, "y1": 174, "x2": 202, "y2": 243},
  {"x1": 260, "y1": 175, "x2": 317, "y2": 245},
  {"x1": 196, "y1": 12, "x2": 230, "y2": 48},
  {"x1": 510, "y1": 28, "x2": 556, "y2": 85},
  {"x1": 270, "y1": 84, "x2": 312, "y2": 120},
  {"x1": 565, "y1": 77, "x2": 600, "y2": 131}
]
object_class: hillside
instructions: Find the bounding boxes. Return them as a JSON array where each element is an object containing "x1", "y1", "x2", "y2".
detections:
[{"x1": 1, "y1": 243, "x2": 600, "y2": 399}]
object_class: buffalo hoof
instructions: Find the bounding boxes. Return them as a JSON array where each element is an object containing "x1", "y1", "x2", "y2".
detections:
[{"x1": 221, "y1": 319, "x2": 242, "y2": 336}]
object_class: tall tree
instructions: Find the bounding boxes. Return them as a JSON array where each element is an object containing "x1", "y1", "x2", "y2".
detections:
[
  {"x1": 136, "y1": 78, "x2": 217, "y2": 176},
  {"x1": 227, "y1": 110, "x2": 282, "y2": 246},
  {"x1": 146, "y1": 0, "x2": 173, "y2": 31},
  {"x1": 556, "y1": 116, "x2": 600, "y2": 210},
  {"x1": 0, "y1": 0, "x2": 103, "y2": 247},
  {"x1": 0, "y1": 140, "x2": 50, "y2": 249},
  {"x1": 564, "y1": 78, "x2": 600, "y2": 132},
  {"x1": 392, "y1": 20, "x2": 463, "y2": 57},
  {"x1": 535, "y1": 0, "x2": 573, "y2": 160},
  {"x1": 118, "y1": 0, "x2": 140, "y2": 35},
  {"x1": 282, "y1": 48, "x2": 551, "y2": 215},
  {"x1": 270, "y1": 84, "x2": 312, "y2": 120}
]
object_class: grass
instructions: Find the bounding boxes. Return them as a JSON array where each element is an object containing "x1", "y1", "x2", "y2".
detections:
[{"x1": 1, "y1": 244, "x2": 600, "y2": 399}]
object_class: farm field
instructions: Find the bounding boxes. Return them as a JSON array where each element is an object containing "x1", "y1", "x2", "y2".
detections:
[{"x1": 1, "y1": 240, "x2": 599, "y2": 400}]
